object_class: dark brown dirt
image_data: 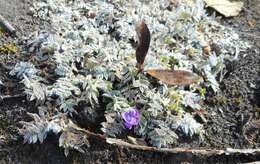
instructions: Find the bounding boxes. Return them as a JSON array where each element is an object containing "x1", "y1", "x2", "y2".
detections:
[
  {"x1": 0, "y1": 0, "x2": 259, "y2": 163},
  {"x1": 203, "y1": 0, "x2": 260, "y2": 149}
]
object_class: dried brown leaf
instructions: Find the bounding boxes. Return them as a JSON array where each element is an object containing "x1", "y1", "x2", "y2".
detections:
[
  {"x1": 135, "y1": 21, "x2": 151, "y2": 71},
  {"x1": 147, "y1": 69, "x2": 202, "y2": 85}
]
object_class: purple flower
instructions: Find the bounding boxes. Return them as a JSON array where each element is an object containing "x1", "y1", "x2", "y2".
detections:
[{"x1": 121, "y1": 107, "x2": 140, "y2": 129}]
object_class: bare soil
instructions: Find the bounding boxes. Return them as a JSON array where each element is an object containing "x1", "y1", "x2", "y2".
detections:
[
  {"x1": 0, "y1": 0, "x2": 259, "y2": 163},
  {"x1": 203, "y1": 0, "x2": 260, "y2": 149}
]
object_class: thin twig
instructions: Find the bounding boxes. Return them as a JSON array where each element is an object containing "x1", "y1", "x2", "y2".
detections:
[
  {"x1": 0, "y1": 14, "x2": 16, "y2": 35},
  {"x1": 115, "y1": 147, "x2": 123, "y2": 164},
  {"x1": 106, "y1": 138, "x2": 260, "y2": 156},
  {"x1": 0, "y1": 94, "x2": 26, "y2": 102},
  {"x1": 76, "y1": 127, "x2": 106, "y2": 141}
]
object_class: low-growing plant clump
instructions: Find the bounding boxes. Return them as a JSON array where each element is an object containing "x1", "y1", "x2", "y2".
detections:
[{"x1": 10, "y1": 0, "x2": 251, "y2": 155}]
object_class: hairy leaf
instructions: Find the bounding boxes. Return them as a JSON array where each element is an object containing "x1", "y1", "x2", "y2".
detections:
[
  {"x1": 10, "y1": 62, "x2": 38, "y2": 79},
  {"x1": 148, "y1": 127, "x2": 178, "y2": 148},
  {"x1": 178, "y1": 113, "x2": 204, "y2": 138},
  {"x1": 59, "y1": 128, "x2": 89, "y2": 157},
  {"x1": 19, "y1": 112, "x2": 62, "y2": 144},
  {"x1": 101, "y1": 113, "x2": 124, "y2": 137},
  {"x1": 22, "y1": 76, "x2": 47, "y2": 105}
]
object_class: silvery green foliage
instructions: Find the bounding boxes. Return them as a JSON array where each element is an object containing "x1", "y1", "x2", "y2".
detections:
[
  {"x1": 148, "y1": 127, "x2": 178, "y2": 148},
  {"x1": 135, "y1": 115, "x2": 179, "y2": 148},
  {"x1": 79, "y1": 75, "x2": 99, "y2": 106},
  {"x1": 97, "y1": 80, "x2": 113, "y2": 93},
  {"x1": 10, "y1": 62, "x2": 38, "y2": 79},
  {"x1": 105, "y1": 96, "x2": 130, "y2": 112},
  {"x1": 59, "y1": 99, "x2": 77, "y2": 114},
  {"x1": 134, "y1": 114, "x2": 150, "y2": 136},
  {"x1": 144, "y1": 90, "x2": 170, "y2": 117},
  {"x1": 20, "y1": 108, "x2": 88, "y2": 156},
  {"x1": 132, "y1": 79, "x2": 150, "y2": 93},
  {"x1": 37, "y1": 35, "x2": 57, "y2": 61},
  {"x1": 180, "y1": 91, "x2": 203, "y2": 110},
  {"x1": 143, "y1": 55, "x2": 162, "y2": 69},
  {"x1": 17, "y1": 0, "x2": 251, "y2": 150},
  {"x1": 178, "y1": 113, "x2": 204, "y2": 138},
  {"x1": 26, "y1": 31, "x2": 49, "y2": 53},
  {"x1": 26, "y1": 31, "x2": 58, "y2": 62},
  {"x1": 59, "y1": 127, "x2": 90, "y2": 157},
  {"x1": 19, "y1": 112, "x2": 62, "y2": 144},
  {"x1": 55, "y1": 64, "x2": 74, "y2": 77},
  {"x1": 49, "y1": 76, "x2": 81, "y2": 100},
  {"x1": 193, "y1": 0, "x2": 204, "y2": 21},
  {"x1": 30, "y1": 0, "x2": 250, "y2": 88},
  {"x1": 75, "y1": 75, "x2": 112, "y2": 106},
  {"x1": 22, "y1": 75, "x2": 47, "y2": 105},
  {"x1": 147, "y1": 101, "x2": 164, "y2": 117},
  {"x1": 121, "y1": 66, "x2": 138, "y2": 84},
  {"x1": 103, "y1": 90, "x2": 130, "y2": 112},
  {"x1": 101, "y1": 113, "x2": 124, "y2": 137},
  {"x1": 93, "y1": 66, "x2": 111, "y2": 80},
  {"x1": 203, "y1": 54, "x2": 225, "y2": 92}
]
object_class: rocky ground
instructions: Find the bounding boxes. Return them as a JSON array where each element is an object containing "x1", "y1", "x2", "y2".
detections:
[{"x1": 0, "y1": 0, "x2": 259, "y2": 163}]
